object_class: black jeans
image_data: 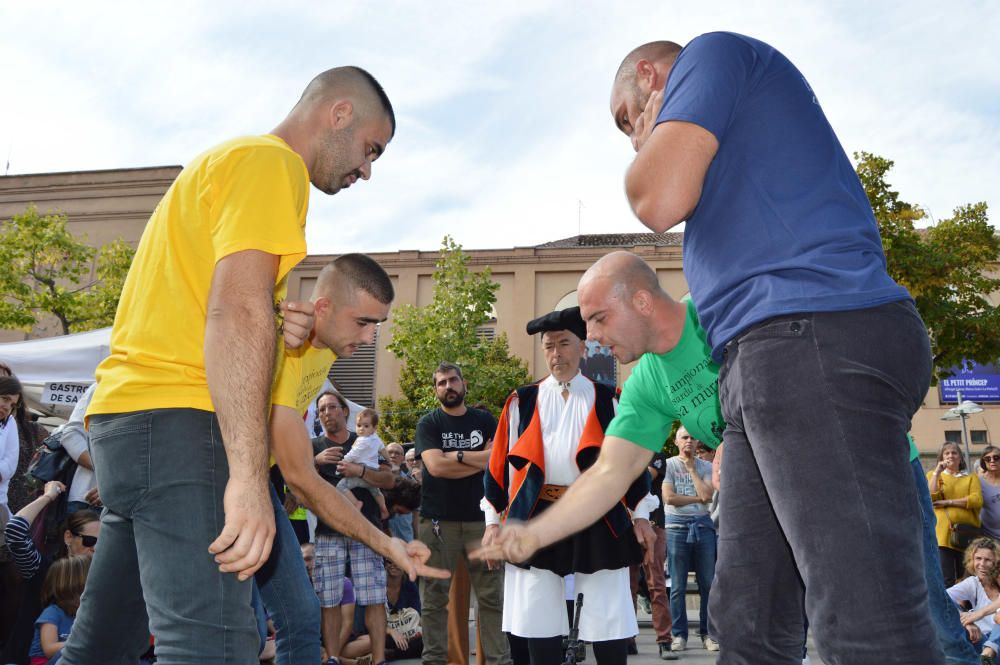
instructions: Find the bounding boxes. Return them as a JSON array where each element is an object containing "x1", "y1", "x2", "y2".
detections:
[{"x1": 709, "y1": 301, "x2": 944, "y2": 665}]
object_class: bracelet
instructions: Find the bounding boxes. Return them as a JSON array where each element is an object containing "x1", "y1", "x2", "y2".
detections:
[{"x1": 360, "y1": 466, "x2": 366, "y2": 479}]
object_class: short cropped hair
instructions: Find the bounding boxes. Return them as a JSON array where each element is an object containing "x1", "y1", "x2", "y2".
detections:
[
  {"x1": 316, "y1": 390, "x2": 348, "y2": 411},
  {"x1": 317, "y1": 253, "x2": 394, "y2": 305},
  {"x1": 300, "y1": 66, "x2": 395, "y2": 137},
  {"x1": 432, "y1": 362, "x2": 463, "y2": 384}
]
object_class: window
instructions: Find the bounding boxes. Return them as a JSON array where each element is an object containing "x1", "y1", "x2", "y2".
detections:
[
  {"x1": 944, "y1": 430, "x2": 989, "y2": 445},
  {"x1": 328, "y1": 329, "x2": 378, "y2": 407},
  {"x1": 475, "y1": 325, "x2": 496, "y2": 344}
]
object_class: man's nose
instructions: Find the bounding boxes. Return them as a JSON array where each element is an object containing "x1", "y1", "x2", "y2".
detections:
[{"x1": 359, "y1": 162, "x2": 372, "y2": 180}]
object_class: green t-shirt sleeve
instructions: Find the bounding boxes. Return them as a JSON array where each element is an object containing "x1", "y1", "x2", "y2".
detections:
[{"x1": 606, "y1": 360, "x2": 677, "y2": 453}]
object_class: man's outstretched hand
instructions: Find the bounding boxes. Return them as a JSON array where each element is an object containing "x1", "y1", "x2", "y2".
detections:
[
  {"x1": 386, "y1": 538, "x2": 451, "y2": 582},
  {"x1": 469, "y1": 522, "x2": 542, "y2": 565}
]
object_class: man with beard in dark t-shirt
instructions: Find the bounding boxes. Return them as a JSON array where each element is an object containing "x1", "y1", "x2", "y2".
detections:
[
  {"x1": 414, "y1": 362, "x2": 510, "y2": 665},
  {"x1": 311, "y1": 390, "x2": 396, "y2": 663}
]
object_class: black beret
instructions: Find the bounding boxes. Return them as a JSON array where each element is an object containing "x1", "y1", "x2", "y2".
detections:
[{"x1": 526, "y1": 306, "x2": 587, "y2": 341}]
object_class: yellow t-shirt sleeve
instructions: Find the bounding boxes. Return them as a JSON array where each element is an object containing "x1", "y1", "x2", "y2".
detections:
[
  {"x1": 272, "y1": 344, "x2": 337, "y2": 415},
  {"x1": 208, "y1": 144, "x2": 309, "y2": 282}
]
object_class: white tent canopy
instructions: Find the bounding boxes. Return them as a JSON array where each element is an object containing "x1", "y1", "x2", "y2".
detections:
[
  {"x1": 0, "y1": 327, "x2": 360, "y2": 426},
  {"x1": 0, "y1": 327, "x2": 110, "y2": 417}
]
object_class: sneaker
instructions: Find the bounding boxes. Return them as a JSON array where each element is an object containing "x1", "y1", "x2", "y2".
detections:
[
  {"x1": 638, "y1": 594, "x2": 652, "y2": 615},
  {"x1": 575, "y1": 642, "x2": 586, "y2": 662},
  {"x1": 658, "y1": 642, "x2": 680, "y2": 660},
  {"x1": 703, "y1": 636, "x2": 720, "y2": 652},
  {"x1": 670, "y1": 636, "x2": 686, "y2": 652},
  {"x1": 802, "y1": 656, "x2": 812, "y2": 665}
]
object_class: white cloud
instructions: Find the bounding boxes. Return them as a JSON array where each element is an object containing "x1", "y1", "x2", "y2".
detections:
[{"x1": 1, "y1": 0, "x2": 997, "y2": 253}]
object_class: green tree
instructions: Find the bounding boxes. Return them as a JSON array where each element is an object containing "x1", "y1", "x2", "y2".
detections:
[
  {"x1": 855, "y1": 152, "x2": 1000, "y2": 379},
  {"x1": 0, "y1": 205, "x2": 135, "y2": 334},
  {"x1": 377, "y1": 236, "x2": 532, "y2": 441}
]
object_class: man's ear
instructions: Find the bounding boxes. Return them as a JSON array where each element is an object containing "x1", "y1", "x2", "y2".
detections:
[
  {"x1": 329, "y1": 99, "x2": 354, "y2": 130},
  {"x1": 313, "y1": 296, "x2": 331, "y2": 318},
  {"x1": 632, "y1": 289, "x2": 653, "y2": 316},
  {"x1": 635, "y1": 59, "x2": 658, "y2": 92}
]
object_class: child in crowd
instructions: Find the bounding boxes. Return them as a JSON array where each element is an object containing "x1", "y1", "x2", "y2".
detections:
[
  {"x1": 338, "y1": 408, "x2": 389, "y2": 519},
  {"x1": 29, "y1": 554, "x2": 91, "y2": 665}
]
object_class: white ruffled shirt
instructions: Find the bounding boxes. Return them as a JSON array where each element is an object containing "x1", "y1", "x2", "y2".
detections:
[{"x1": 482, "y1": 373, "x2": 654, "y2": 525}]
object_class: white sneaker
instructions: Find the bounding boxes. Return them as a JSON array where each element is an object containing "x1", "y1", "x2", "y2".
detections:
[
  {"x1": 802, "y1": 656, "x2": 811, "y2": 665},
  {"x1": 670, "y1": 636, "x2": 686, "y2": 652},
  {"x1": 703, "y1": 636, "x2": 720, "y2": 652}
]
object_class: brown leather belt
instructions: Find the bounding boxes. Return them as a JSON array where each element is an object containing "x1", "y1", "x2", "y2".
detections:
[{"x1": 539, "y1": 484, "x2": 568, "y2": 502}]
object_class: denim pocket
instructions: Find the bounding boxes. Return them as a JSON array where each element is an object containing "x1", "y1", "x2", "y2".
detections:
[
  {"x1": 89, "y1": 412, "x2": 153, "y2": 516},
  {"x1": 737, "y1": 315, "x2": 810, "y2": 343}
]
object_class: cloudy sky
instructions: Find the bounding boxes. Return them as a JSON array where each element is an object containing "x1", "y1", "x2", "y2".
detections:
[{"x1": 1, "y1": 1, "x2": 997, "y2": 254}]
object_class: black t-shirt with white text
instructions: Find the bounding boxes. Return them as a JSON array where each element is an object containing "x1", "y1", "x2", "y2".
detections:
[{"x1": 414, "y1": 407, "x2": 496, "y2": 521}]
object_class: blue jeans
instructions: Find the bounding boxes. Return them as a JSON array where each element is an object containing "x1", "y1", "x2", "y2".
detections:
[
  {"x1": 710, "y1": 302, "x2": 945, "y2": 664},
  {"x1": 255, "y1": 482, "x2": 322, "y2": 665},
  {"x1": 666, "y1": 525, "x2": 716, "y2": 640},
  {"x1": 912, "y1": 458, "x2": 980, "y2": 664},
  {"x1": 60, "y1": 409, "x2": 259, "y2": 665}
]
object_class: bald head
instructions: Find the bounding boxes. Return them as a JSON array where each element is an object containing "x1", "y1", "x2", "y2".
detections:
[
  {"x1": 580, "y1": 251, "x2": 663, "y2": 301},
  {"x1": 614, "y1": 41, "x2": 683, "y2": 88},
  {"x1": 295, "y1": 66, "x2": 395, "y2": 137}
]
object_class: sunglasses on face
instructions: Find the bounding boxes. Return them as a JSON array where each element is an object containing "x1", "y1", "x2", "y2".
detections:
[
  {"x1": 985, "y1": 456, "x2": 1000, "y2": 463},
  {"x1": 74, "y1": 533, "x2": 98, "y2": 548}
]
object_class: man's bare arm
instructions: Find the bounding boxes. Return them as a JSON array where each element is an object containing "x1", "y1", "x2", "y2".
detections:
[
  {"x1": 663, "y1": 481, "x2": 708, "y2": 507},
  {"x1": 270, "y1": 404, "x2": 449, "y2": 581},
  {"x1": 625, "y1": 118, "x2": 718, "y2": 232},
  {"x1": 475, "y1": 436, "x2": 654, "y2": 563},
  {"x1": 338, "y1": 461, "x2": 396, "y2": 490},
  {"x1": 204, "y1": 249, "x2": 279, "y2": 580},
  {"x1": 420, "y1": 447, "x2": 491, "y2": 479}
]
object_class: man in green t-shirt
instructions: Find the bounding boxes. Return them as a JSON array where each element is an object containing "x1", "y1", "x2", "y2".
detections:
[
  {"x1": 475, "y1": 252, "x2": 717, "y2": 559},
  {"x1": 477, "y1": 251, "x2": 976, "y2": 664}
]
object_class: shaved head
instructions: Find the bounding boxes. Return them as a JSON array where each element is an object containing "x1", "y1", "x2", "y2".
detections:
[
  {"x1": 578, "y1": 251, "x2": 676, "y2": 363},
  {"x1": 614, "y1": 41, "x2": 683, "y2": 88},
  {"x1": 580, "y1": 251, "x2": 663, "y2": 302},
  {"x1": 295, "y1": 66, "x2": 395, "y2": 137}
]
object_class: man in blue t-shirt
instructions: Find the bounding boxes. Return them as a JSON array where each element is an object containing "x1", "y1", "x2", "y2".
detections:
[{"x1": 600, "y1": 33, "x2": 941, "y2": 664}]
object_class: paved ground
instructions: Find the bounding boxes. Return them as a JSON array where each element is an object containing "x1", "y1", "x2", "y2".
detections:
[{"x1": 395, "y1": 610, "x2": 826, "y2": 664}]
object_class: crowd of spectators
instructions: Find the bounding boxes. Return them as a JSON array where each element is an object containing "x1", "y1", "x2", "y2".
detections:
[{"x1": 8, "y1": 354, "x2": 1000, "y2": 664}]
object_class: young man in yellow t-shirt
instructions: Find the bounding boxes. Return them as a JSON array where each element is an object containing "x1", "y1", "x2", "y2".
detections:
[
  {"x1": 262, "y1": 254, "x2": 446, "y2": 665},
  {"x1": 65, "y1": 68, "x2": 397, "y2": 665}
]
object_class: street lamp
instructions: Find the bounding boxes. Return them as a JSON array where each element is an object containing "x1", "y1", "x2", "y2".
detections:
[{"x1": 940, "y1": 390, "x2": 985, "y2": 469}]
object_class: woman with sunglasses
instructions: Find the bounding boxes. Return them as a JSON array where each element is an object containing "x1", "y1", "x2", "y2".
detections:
[
  {"x1": 980, "y1": 447, "x2": 1000, "y2": 542},
  {"x1": 1, "y1": 482, "x2": 99, "y2": 665},
  {"x1": 929, "y1": 441, "x2": 985, "y2": 587}
]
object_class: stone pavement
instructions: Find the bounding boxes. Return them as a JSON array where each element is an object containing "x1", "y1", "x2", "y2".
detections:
[{"x1": 395, "y1": 610, "x2": 827, "y2": 664}]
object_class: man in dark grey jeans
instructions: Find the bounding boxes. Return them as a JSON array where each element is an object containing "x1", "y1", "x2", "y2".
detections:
[
  {"x1": 483, "y1": 33, "x2": 943, "y2": 664},
  {"x1": 63, "y1": 67, "x2": 396, "y2": 665}
]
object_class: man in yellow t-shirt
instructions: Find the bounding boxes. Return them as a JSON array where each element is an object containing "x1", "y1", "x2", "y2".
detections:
[
  {"x1": 65, "y1": 68, "x2": 397, "y2": 665},
  {"x1": 260, "y1": 253, "x2": 447, "y2": 665}
]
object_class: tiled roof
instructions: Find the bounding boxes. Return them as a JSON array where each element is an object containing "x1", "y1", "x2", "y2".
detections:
[{"x1": 536, "y1": 233, "x2": 683, "y2": 249}]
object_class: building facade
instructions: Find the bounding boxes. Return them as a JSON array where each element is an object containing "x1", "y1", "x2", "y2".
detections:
[{"x1": 1, "y1": 167, "x2": 996, "y2": 459}]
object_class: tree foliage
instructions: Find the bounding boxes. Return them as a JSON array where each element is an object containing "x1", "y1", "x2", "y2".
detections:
[
  {"x1": 0, "y1": 205, "x2": 135, "y2": 335},
  {"x1": 378, "y1": 236, "x2": 532, "y2": 441},
  {"x1": 855, "y1": 152, "x2": 1000, "y2": 380}
]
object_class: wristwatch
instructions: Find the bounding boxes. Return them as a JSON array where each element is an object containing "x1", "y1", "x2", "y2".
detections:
[{"x1": 457, "y1": 450, "x2": 465, "y2": 464}]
